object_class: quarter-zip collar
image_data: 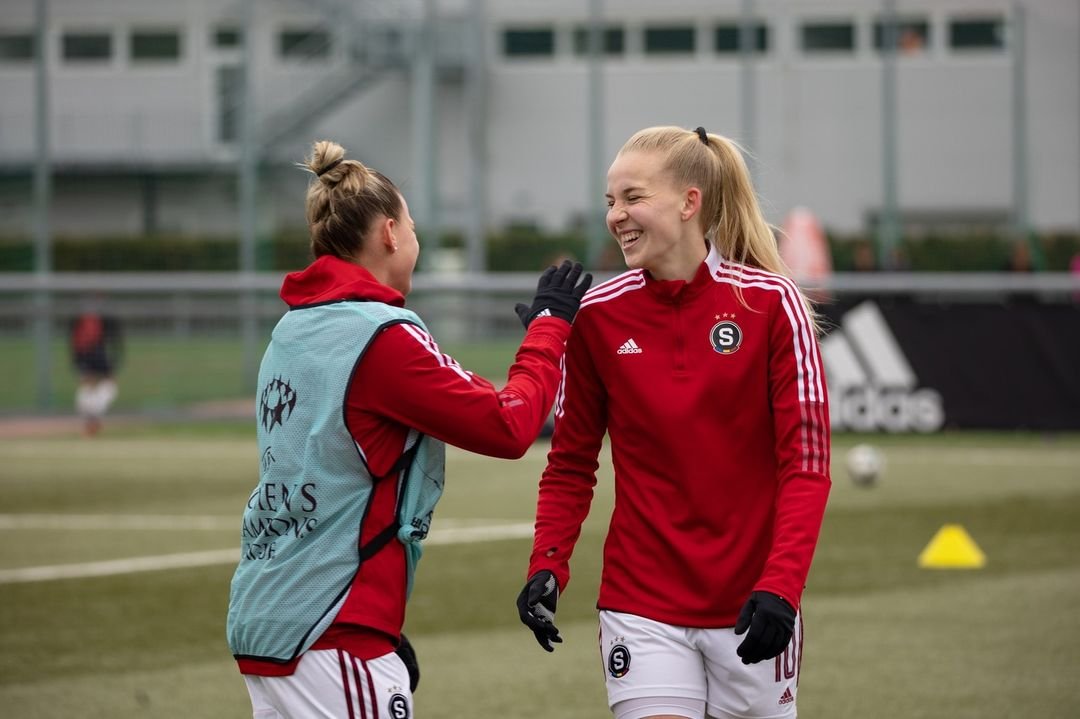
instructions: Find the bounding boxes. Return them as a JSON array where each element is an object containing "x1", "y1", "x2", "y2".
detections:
[{"x1": 644, "y1": 243, "x2": 717, "y2": 304}]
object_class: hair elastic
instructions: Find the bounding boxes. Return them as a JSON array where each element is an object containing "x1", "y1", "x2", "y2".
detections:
[
  {"x1": 694, "y1": 127, "x2": 709, "y2": 144},
  {"x1": 317, "y1": 159, "x2": 343, "y2": 177}
]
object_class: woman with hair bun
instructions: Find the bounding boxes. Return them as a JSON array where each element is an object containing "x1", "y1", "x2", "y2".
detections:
[
  {"x1": 516, "y1": 126, "x2": 830, "y2": 719},
  {"x1": 227, "y1": 140, "x2": 591, "y2": 717}
]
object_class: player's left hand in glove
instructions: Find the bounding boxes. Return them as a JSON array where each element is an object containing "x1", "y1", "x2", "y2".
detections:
[
  {"x1": 515, "y1": 260, "x2": 593, "y2": 328},
  {"x1": 733, "y1": 591, "x2": 796, "y2": 664},
  {"x1": 516, "y1": 570, "x2": 562, "y2": 652},
  {"x1": 395, "y1": 633, "x2": 420, "y2": 692}
]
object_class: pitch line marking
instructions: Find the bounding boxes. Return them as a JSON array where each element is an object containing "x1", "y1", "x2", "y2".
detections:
[
  {"x1": 0, "y1": 549, "x2": 241, "y2": 584},
  {"x1": 0, "y1": 514, "x2": 237, "y2": 531},
  {"x1": 0, "y1": 514, "x2": 526, "y2": 531},
  {"x1": 0, "y1": 522, "x2": 535, "y2": 585}
]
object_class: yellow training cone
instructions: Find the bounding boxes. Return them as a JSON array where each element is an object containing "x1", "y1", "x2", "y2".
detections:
[{"x1": 917, "y1": 524, "x2": 987, "y2": 569}]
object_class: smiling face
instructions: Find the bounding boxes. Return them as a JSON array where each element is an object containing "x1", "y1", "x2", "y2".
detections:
[{"x1": 605, "y1": 149, "x2": 706, "y2": 281}]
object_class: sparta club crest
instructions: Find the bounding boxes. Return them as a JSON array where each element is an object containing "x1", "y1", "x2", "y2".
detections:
[
  {"x1": 388, "y1": 693, "x2": 410, "y2": 719},
  {"x1": 709, "y1": 320, "x2": 743, "y2": 354},
  {"x1": 608, "y1": 644, "x2": 631, "y2": 678}
]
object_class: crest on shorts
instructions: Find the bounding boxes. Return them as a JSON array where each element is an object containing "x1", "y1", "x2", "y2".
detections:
[
  {"x1": 607, "y1": 644, "x2": 631, "y2": 678},
  {"x1": 709, "y1": 320, "x2": 743, "y2": 355},
  {"x1": 388, "y1": 693, "x2": 410, "y2": 719}
]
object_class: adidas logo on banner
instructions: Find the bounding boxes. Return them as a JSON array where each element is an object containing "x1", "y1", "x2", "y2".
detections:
[
  {"x1": 821, "y1": 301, "x2": 944, "y2": 433},
  {"x1": 778, "y1": 688, "x2": 795, "y2": 705},
  {"x1": 617, "y1": 338, "x2": 643, "y2": 355}
]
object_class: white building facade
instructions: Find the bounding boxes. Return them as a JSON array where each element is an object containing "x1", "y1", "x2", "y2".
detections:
[{"x1": 0, "y1": 0, "x2": 1077, "y2": 244}]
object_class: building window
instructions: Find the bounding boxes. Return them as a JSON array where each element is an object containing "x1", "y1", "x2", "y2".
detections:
[
  {"x1": 353, "y1": 25, "x2": 407, "y2": 66},
  {"x1": 949, "y1": 17, "x2": 1005, "y2": 50},
  {"x1": 801, "y1": 22, "x2": 856, "y2": 52},
  {"x1": 503, "y1": 28, "x2": 555, "y2": 57},
  {"x1": 62, "y1": 32, "x2": 112, "y2": 62},
  {"x1": 279, "y1": 28, "x2": 332, "y2": 60},
  {"x1": 714, "y1": 23, "x2": 768, "y2": 54},
  {"x1": 217, "y1": 64, "x2": 242, "y2": 143},
  {"x1": 644, "y1": 26, "x2": 695, "y2": 55},
  {"x1": 131, "y1": 30, "x2": 181, "y2": 61},
  {"x1": 572, "y1": 26, "x2": 625, "y2": 56},
  {"x1": 874, "y1": 19, "x2": 930, "y2": 54},
  {"x1": 0, "y1": 33, "x2": 34, "y2": 61},
  {"x1": 214, "y1": 27, "x2": 242, "y2": 49}
]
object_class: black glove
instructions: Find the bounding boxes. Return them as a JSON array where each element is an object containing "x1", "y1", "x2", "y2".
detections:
[
  {"x1": 734, "y1": 591, "x2": 796, "y2": 665},
  {"x1": 516, "y1": 570, "x2": 562, "y2": 652},
  {"x1": 515, "y1": 260, "x2": 593, "y2": 328},
  {"x1": 395, "y1": 633, "x2": 420, "y2": 692}
]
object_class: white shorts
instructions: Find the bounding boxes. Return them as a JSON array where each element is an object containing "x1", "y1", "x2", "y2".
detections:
[
  {"x1": 599, "y1": 610, "x2": 802, "y2": 719},
  {"x1": 75, "y1": 378, "x2": 117, "y2": 417},
  {"x1": 243, "y1": 648, "x2": 413, "y2": 719}
]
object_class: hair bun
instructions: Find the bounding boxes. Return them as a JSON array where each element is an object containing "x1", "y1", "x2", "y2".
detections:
[
  {"x1": 300, "y1": 139, "x2": 403, "y2": 262},
  {"x1": 306, "y1": 139, "x2": 349, "y2": 182}
]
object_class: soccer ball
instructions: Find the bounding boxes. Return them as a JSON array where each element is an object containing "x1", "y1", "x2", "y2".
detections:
[{"x1": 846, "y1": 444, "x2": 883, "y2": 487}]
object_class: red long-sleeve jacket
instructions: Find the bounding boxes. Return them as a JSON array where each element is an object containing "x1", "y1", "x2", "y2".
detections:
[
  {"x1": 239, "y1": 255, "x2": 569, "y2": 675},
  {"x1": 527, "y1": 247, "x2": 830, "y2": 627}
]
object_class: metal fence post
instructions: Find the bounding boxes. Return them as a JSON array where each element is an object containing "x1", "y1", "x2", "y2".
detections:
[{"x1": 33, "y1": 0, "x2": 53, "y2": 410}]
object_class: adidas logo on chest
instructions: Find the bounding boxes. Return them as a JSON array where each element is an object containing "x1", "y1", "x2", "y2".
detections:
[{"x1": 616, "y1": 338, "x2": 643, "y2": 355}]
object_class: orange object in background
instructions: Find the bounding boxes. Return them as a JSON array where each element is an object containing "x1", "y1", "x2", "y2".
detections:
[{"x1": 779, "y1": 206, "x2": 833, "y2": 302}]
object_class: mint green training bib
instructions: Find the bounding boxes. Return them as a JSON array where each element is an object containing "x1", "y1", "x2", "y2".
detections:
[{"x1": 227, "y1": 300, "x2": 445, "y2": 663}]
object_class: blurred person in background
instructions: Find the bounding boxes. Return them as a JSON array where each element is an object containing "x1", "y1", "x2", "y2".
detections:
[
  {"x1": 516, "y1": 126, "x2": 831, "y2": 719},
  {"x1": 227, "y1": 140, "x2": 591, "y2": 718},
  {"x1": 1004, "y1": 240, "x2": 1034, "y2": 273},
  {"x1": 852, "y1": 239, "x2": 878, "y2": 272},
  {"x1": 1002, "y1": 240, "x2": 1041, "y2": 305},
  {"x1": 69, "y1": 299, "x2": 123, "y2": 436}
]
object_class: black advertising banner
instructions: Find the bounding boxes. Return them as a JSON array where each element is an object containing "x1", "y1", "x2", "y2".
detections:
[{"x1": 820, "y1": 299, "x2": 1080, "y2": 432}]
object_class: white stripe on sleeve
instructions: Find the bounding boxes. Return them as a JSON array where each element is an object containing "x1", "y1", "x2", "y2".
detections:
[
  {"x1": 710, "y1": 260, "x2": 828, "y2": 474},
  {"x1": 553, "y1": 354, "x2": 567, "y2": 418},
  {"x1": 579, "y1": 271, "x2": 646, "y2": 309},
  {"x1": 400, "y1": 323, "x2": 474, "y2": 383}
]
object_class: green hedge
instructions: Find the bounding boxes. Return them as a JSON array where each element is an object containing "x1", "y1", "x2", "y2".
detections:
[
  {"x1": 1, "y1": 230, "x2": 1078, "y2": 272},
  {"x1": 0, "y1": 234, "x2": 313, "y2": 272},
  {"x1": 821, "y1": 232, "x2": 1080, "y2": 272},
  {"x1": 485, "y1": 225, "x2": 588, "y2": 271},
  {"x1": 829, "y1": 233, "x2": 1019, "y2": 271}
]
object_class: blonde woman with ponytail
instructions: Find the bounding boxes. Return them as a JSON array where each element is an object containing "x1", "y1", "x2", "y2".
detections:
[
  {"x1": 516, "y1": 127, "x2": 830, "y2": 719},
  {"x1": 227, "y1": 140, "x2": 590, "y2": 718}
]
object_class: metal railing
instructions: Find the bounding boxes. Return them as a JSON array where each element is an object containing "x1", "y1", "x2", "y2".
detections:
[
  {"x1": 3, "y1": 271, "x2": 1077, "y2": 412},
  {"x1": 4, "y1": 270, "x2": 1079, "y2": 295}
]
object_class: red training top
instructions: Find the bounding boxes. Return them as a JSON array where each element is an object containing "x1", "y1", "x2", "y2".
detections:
[
  {"x1": 239, "y1": 255, "x2": 570, "y2": 675},
  {"x1": 527, "y1": 247, "x2": 831, "y2": 627}
]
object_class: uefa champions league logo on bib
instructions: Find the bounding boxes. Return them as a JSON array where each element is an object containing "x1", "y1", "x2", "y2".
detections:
[{"x1": 259, "y1": 375, "x2": 298, "y2": 432}]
